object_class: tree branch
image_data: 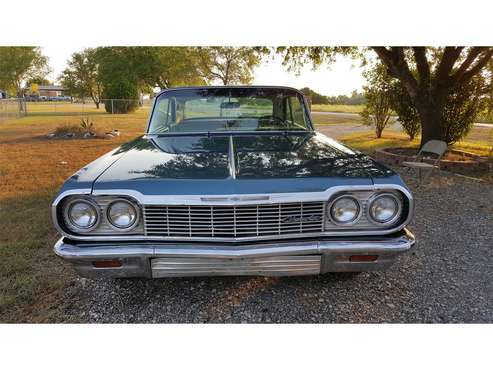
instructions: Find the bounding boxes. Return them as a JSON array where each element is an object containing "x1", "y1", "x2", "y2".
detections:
[
  {"x1": 372, "y1": 47, "x2": 419, "y2": 98},
  {"x1": 435, "y1": 47, "x2": 463, "y2": 83},
  {"x1": 451, "y1": 47, "x2": 485, "y2": 79},
  {"x1": 454, "y1": 48, "x2": 493, "y2": 85},
  {"x1": 412, "y1": 47, "x2": 430, "y2": 86}
]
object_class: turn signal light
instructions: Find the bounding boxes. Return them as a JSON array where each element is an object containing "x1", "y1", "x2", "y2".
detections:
[
  {"x1": 92, "y1": 260, "x2": 122, "y2": 268},
  {"x1": 349, "y1": 255, "x2": 378, "y2": 262}
]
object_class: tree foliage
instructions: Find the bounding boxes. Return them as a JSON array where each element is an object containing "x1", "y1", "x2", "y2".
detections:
[
  {"x1": 441, "y1": 75, "x2": 486, "y2": 144},
  {"x1": 95, "y1": 47, "x2": 142, "y2": 113},
  {"x1": 300, "y1": 87, "x2": 329, "y2": 104},
  {"x1": 300, "y1": 87, "x2": 365, "y2": 105},
  {"x1": 195, "y1": 47, "x2": 265, "y2": 85},
  {"x1": 360, "y1": 64, "x2": 393, "y2": 138},
  {"x1": 372, "y1": 47, "x2": 493, "y2": 146},
  {"x1": 389, "y1": 82, "x2": 421, "y2": 140},
  {"x1": 25, "y1": 76, "x2": 51, "y2": 87},
  {"x1": 59, "y1": 48, "x2": 103, "y2": 108},
  {"x1": 277, "y1": 47, "x2": 493, "y2": 147},
  {"x1": 0, "y1": 47, "x2": 50, "y2": 96},
  {"x1": 135, "y1": 47, "x2": 206, "y2": 89}
]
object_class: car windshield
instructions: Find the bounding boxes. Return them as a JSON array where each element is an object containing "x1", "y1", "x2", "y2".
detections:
[{"x1": 148, "y1": 87, "x2": 312, "y2": 134}]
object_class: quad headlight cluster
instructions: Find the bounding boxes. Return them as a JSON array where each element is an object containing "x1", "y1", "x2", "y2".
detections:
[
  {"x1": 62, "y1": 197, "x2": 140, "y2": 233},
  {"x1": 328, "y1": 191, "x2": 403, "y2": 228}
]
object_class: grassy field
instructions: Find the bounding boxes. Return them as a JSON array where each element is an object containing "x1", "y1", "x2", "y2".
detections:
[
  {"x1": 0, "y1": 106, "x2": 149, "y2": 322},
  {"x1": 311, "y1": 104, "x2": 364, "y2": 114},
  {"x1": 338, "y1": 131, "x2": 493, "y2": 157},
  {"x1": 0, "y1": 103, "x2": 491, "y2": 322}
]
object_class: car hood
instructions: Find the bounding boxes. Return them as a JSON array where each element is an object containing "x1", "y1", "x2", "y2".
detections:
[{"x1": 85, "y1": 133, "x2": 398, "y2": 196}]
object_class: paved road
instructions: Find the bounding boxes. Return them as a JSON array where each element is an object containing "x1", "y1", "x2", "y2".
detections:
[{"x1": 311, "y1": 111, "x2": 493, "y2": 128}]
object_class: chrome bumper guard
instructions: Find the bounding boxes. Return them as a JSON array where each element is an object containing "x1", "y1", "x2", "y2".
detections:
[{"x1": 54, "y1": 229, "x2": 415, "y2": 278}]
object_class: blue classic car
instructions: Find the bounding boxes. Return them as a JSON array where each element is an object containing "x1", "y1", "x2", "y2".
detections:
[{"x1": 52, "y1": 86, "x2": 415, "y2": 278}]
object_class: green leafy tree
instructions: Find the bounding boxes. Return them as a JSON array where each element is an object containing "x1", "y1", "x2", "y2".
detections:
[
  {"x1": 362, "y1": 58, "x2": 487, "y2": 143},
  {"x1": 360, "y1": 63, "x2": 393, "y2": 138},
  {"x1": 196, "y1": 47, "x2": 265, "y2": 85},
  {"x1": 95, "y1": 47, "x2": 142, "y2": 114},
  {"x1": 440, "y1": 75, "x2": 486, "y2": 144},
  {"x1": 0, "y1": 47, "x2": 50, "y2": 96},
  {"x1": 135, "y1": 47, "x2": 205, "y2": 90},
  {"x1": 276, "y1": 47, "x2": 493, "y2": 147},
  {"x1": 59, "y1": 48, "x2": 103, "y2": 108},
  {"x1": 300, "y1": 87, "x2": 329, "y2": 104},
  {"x1": 25, "y1": 76, "x2": 51, "y2": 87}
]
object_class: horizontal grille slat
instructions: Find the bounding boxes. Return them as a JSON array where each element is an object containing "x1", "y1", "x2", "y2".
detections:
[{"x1": 143, "y1": 202, "x2": 324, "y2": 240}]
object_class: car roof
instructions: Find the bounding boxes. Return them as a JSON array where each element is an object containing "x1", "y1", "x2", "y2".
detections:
[{"x1": 155, "y1": 85, "x2": 306, "y2": 98}]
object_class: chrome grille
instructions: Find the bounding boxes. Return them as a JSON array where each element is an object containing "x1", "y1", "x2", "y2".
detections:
[{"x1": 143, "y1": 202, "x2": 325, "y2": 239}]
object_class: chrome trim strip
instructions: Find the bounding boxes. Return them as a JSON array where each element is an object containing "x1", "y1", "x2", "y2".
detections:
[
  {"x1": 200, "y1": 196, "x2": 271, "y2": 202},
  {"x1": 228, "y1": 135, "x2": 236, "y2": 179},
  {"x1": 52, "y1": 184, "x2": 414, "y2": 242},
  {"x1": 54, "y1": 229, "x2": 415, "y2": 260}
]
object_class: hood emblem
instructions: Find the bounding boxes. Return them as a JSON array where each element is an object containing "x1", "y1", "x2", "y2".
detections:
[{"x1": 200, "y1": 196, "x2": 271, "y2": 202}]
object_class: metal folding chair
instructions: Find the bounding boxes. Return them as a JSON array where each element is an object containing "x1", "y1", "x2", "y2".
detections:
[{"x1": 402, "y1": 140, "x2": 448, "y2": 185}]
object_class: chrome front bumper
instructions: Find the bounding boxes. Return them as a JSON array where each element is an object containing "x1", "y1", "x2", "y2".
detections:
[{"x1": 54, "y1": 229, "x2": 415, "y2": 278}]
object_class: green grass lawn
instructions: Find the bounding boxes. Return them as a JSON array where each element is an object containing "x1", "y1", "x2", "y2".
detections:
[
  {"x1": 339, "y1": 131, "x2": 493, "y2": 157},
  {"x1": 311, "y1": 104, "x2": 364, "y2": 114},
  {"x1": 311, "y1": 112, "x2": 363, "y2": 125}
]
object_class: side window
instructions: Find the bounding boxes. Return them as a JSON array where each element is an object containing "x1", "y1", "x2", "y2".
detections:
[
  {"x1": 288, "y1": 96, "x2": 307, "y2": 128},
  {"x1": 155, "y1": 98, "x2": 170, "y2": 123}
]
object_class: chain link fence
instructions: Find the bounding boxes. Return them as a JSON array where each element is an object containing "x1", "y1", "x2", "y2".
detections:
[
  {"x1": 0, "y1": 98, "x2": 153, "y2": 122},
  {"x1": 0, "y1": 99, "x2": 27, "y2": 122}
]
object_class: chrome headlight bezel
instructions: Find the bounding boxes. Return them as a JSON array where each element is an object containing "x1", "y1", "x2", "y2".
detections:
[
  {"x1": 366, "y1": 192, "x2": 403, "y2": 226},
  {"x1": 63, "y1": 198, "x2": 101, "y2": 232},
  {"x1": 327, "y1": 194, "x2": 362, "y2": 226},
  {"x1": 105, "y1": 199, "x2": 140, "y2": 231}
]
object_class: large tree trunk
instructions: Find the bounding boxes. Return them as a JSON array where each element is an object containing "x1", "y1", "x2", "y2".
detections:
[{"x1": 415, "y1": 99, "x2": 445, "y2": 147}]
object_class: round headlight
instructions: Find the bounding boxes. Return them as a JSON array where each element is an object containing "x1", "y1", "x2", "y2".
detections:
[
  {"x1": 368, "y1": 193, "x2": 401, "y2": 224},
  {"x1": 66, "y1": 200, "x2": 99, "y2": 230},
  {"x1": 107, "y1": 200, "x2": 138, "y2": 229},
  {"x1": 329, "y1": 195, "x2": 361, "y2": 225}
]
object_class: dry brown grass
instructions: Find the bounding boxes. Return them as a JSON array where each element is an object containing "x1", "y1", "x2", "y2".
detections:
[{"x1": 0, "y1": 108, "x2": 148, "y2": 322}]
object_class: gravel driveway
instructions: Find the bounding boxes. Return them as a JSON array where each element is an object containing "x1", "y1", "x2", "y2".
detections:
[{"x1": 60, "y1": 171, "x2": 493, "y2": 323}]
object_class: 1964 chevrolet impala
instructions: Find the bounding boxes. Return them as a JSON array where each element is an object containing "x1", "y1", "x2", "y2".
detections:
[{"x1": 52, "y1": 86, "x2": 415, "y2": 278}]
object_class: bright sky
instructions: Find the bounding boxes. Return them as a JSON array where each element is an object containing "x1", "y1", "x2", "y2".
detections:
[{"x1": 42, "y1": 46, "x2": 366, "y2": 96}]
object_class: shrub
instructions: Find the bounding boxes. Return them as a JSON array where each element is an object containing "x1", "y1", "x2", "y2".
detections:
[
  {"x1": 441, "y1": 76, "x2": 486, "y2": 144},
  {"x1": 103, "y1": 80, "x2": 139, "y2": 114},
  {"x1": 389, "y1": 82, "x2": 421, "y2": 140}
]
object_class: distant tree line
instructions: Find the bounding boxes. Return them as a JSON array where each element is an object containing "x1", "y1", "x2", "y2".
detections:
[{"x1": 300, "y1": 87, "x2": 365, "y2": 105}]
